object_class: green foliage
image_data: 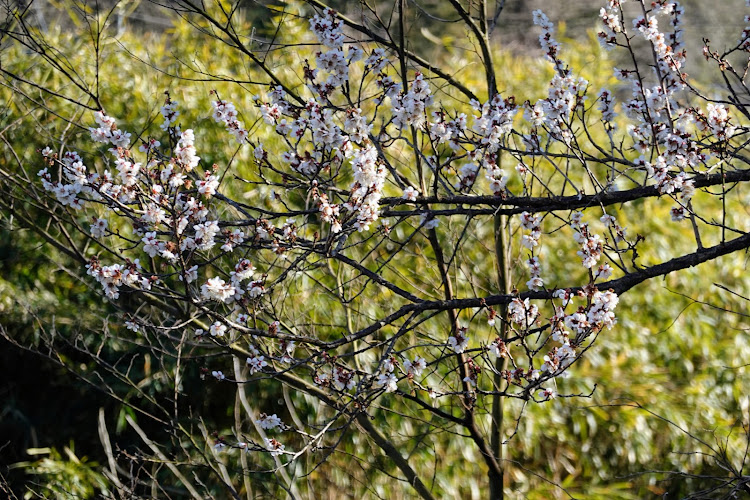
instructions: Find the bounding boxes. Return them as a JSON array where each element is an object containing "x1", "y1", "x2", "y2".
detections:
[{"x1": 11, "y1": 446, "x2": 109, "y2": 499}]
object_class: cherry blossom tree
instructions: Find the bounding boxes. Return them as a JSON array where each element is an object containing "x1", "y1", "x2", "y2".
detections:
[{"x1": 4, "y1": 0, "x2": 750, "y2": 497}]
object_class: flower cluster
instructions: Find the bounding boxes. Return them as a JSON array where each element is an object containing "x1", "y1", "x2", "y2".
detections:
[
  {"x1": 429, "y1": 110, "x2": 467, "y2": 150},
  {"x1": 347, "y1": 145, "x2": 387, "y2": 231},
  {"x1": 508, "y1": 298, "x2": 539, "y2": 329},
  {"x1": 403, "y1": 356, "x2": 426, "y2": 378},
  {"x1": 447, "y1": 326, "x2": 470, "y2": 353},
  {"x1": 211, "y1": 99, "x2": 248, "y2": 144},
  {"x1": 525, "y1": 256, "x2": 544, "y2": 291},
  {"x1": 391, "y1": 72, "x2": 432, "y2": 130},
  {"x1": 471, "y1": 94, "x2": 516, "y2": 154},
  {"x1": 38, "y1": 150, "x2": 97, "y2": 210},
  {"x1": 376, "y1": 356, "x2": 399, "y2": 393},
  {"x1": 160, "y1": 94, "x2": 180, "y2": 131},
  {"x1": 257, "y1": 413, "x2": 284, "y2": 430},
  {"x1": 85, "y1": 258, "x2": 151, "y2": 300},
  {"x1": 530, "y1": 73, "x2": 588, "y2": 143},
  {"x1": 571, "y1": 212, "x2": 603, "y2": 269},
  {"x1": 597, "y1": 3, "x2": 623, "y2": 48},
  {"x1": 454, "y1": 163, "x2": 479, "y2": 192},
  {"x1": 89, "y1": 111, "x2": 131, "y2": 149},
  {"x1": 315, "y1": 363, "x2": 357, "y2": 392},
  {"x1": 488, "y1": 338, "x2": 509, "y2": 359},
  {"x1": 533, "y1": 10, "x2": 563, "y2": 74},
  {"x1": 520, "y1": 212, "x2": 542, "y2": 249}
]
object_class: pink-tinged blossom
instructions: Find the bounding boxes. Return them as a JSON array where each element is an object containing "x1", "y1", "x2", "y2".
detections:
[
  {"x1": 520, "y1": 211, "x2": 542, "y2": 249},
  {"x1": 402, "y1": 186, "x2": 419, "y2": 201},
  {"x1": 260, "y1": 103, "x2": 282, "y2": 124},
  {"x1": 538, "y1": 388, "x2": 557, "y2": 400},
  {"x1": 331, "y1": 366, "x2": 356, "y2": 391},
  {"x1": 344, "y1": 107, "x2": 372, "y2": 143},
  {"x1": 521, "y1": 212, "x2": 541, "y2": 230},
  {"x1": 597, "y1": 6, "x2": 622, "y2": 48},
  {"x1": 257, "y1": 413, "x2": 283, "y2": 430},
  {"x1": 160, "y1": 97, "x2": 180, "y2": 131},
  {"x1": 197, "y1": 173, "x2": 219, "y2": 197},
  {"x1": 448, "y1": 326, "x2": 470, "y2": 353},
  {"x1": 588, "y1": 289, "x2": 619, "y2": 330},
  {"x1": 564, "y1": 310, "x2": 590, "y2": 334},
  {"x1": 174, "y1": 129, "x2": 200, "y2": 171},
  {"x1": 279, "y1": 339, "x2": 296, "y2": 364},
  {"x1": 90, "y1": 218, "x2": 108, "y2": 238},
  {"x1": 671, "y1": 206, "x2": 686, "y2": 221},
  {"x1": 201, "y1": 277, "x2": 235, "y2": 302},
  {"x1": 142, "y1": 232, "x2": 161, "y2": 258},
  {"x1": 600, "y1": 214, "x2": 616, "y2": 227},
  {"x1": 551, "y1": 321, "x2": 569, "y2": 344},
  {"x1": 508, "y1": 298, "x2": 538, "y2": 328},
  {"x1": 595, "y1": 263, "x2": 614, "y2": 280},
  {"x1": 115, "y1": 158, "x2": 140, "y2": 187},
  {"x1": 140, "y1": 138, "x2": 161, "y2": 153},
  {"x1": 315, "y1": 49, "x2": 349, "y2": 86},
  {"x1": 463, "y1": 359, "x2": 481, "y2": 387},
  {"x1": 455, "y1": 163, "x2": 479, "y2": 192},
  {"x1": 221, "y1": 229, "x2": 245, "y2": 252},
  {"x1": 598, "y1": 89, "x2": 616, "y2": 123},
  {"x1": 347, "y1": 145, "x2": 386, "y2": 231},
  {"x1": 403, "y1": 356, "x2": 426, "y2": 377},
  {"x1": 526, "y1": 256, "x2": 544, "y2": 291},
  {"x1": 472, "y1": 94, "x2": 517, "y2": 154},
  {"x1": 533, "y1": 10, "x2": 564, "y2": 74},
  {"x1": 572, "y1": 215, "x2": 603, "y2": 269},
  {"x1": 601, "y1": 213, "x2": 627, "y2": 242},
  {"x1": 553, "y1": 288, "x2": 573, "y2": 306},
  {"x1": 142, "y1": 203, "x2": 167, "y2": 227},
  {"x1": 705, "y1": 103, "x2": 736, "y2": 140},
  {"x1": 376, "y1": 372, "x2": 398, "y2": 392},
  {"x1": 209, "y1": 322, "x2": 227, "y2": 337},
  {"x1": 247, "y1": 355, "x2": 268, "y2": 374},
  {"x1": 309, "y1": 9, "x2": 344, "y2": 49},
  {"x1": 536, "y1": 75, "x2": 588, "y2": 142},
  {"x1": 265, "y1": 438, "x2": 285, "y2": 457},
  {"x1": 391, "y1": 72, "x2": 432, "y2": 130},
  {"x1": 429, "y1": 111, "x2": 466, "y2": 150},
  {"x1": 211, "y1": 99, "x2": 248, "y2": 144},
  {"x1": 364, "y1": 48, "x2": 388, "y2": 72},
  {"x1": 541, "y1": 344, "x2": 576, "y2": 376},
  {"x1": 194, "y1": 221, "x2": 220, "y2": 250},
  {"x1": 89, "y1": 111, "x2": 131, "y2": 148},
  {"x1": 382, "y1": 357, "x2": 396, "y2": 373},
  {"x1": 525, "y1": 101, "x2": 546, "y2": 126},
  {"x1": 159, "y1": 163, "x2": 187, "y2": 188},
  {"x1": 488, "y1": 338, "x2": 509, "y2": 359},
  {"x1": 86, "y1": 259, "x2": 144, "y2": 300},
  {"x1": 179, "y1": 265, "x2": 199, "y2": 284},
  {"x1": 230, "y1": 259, "x2": 255, "y2": 284},
  {"x1": 486, "y1": 167, "x2": 508, "y2": 195}
]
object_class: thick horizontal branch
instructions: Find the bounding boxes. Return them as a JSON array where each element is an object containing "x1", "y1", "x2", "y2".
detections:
[
  {"x1": 380, "y1": 167, "x2": 750, "y2": 215},
  {"x1": 327, "y1": 230, "x2": 750, "y2": 348}
]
